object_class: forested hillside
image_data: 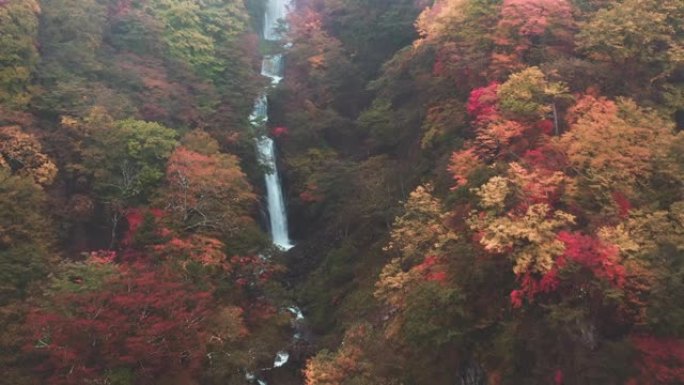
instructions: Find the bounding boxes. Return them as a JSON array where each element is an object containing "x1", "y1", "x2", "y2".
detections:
[
  {"x1": 1, "y1": 0, "x2": 683, "y2": 384},
  {"x1": 1, "y1": 0, "x2": 294, "y2": 383}
]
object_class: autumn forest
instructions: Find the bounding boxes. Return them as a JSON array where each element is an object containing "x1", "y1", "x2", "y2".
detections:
[{"x1": 1, "y1": 0, "x2": 683, "y2": 384}]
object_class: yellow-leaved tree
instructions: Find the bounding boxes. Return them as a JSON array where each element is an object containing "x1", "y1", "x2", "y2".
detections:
[
  {"x1": 375, "y1": 184, "x2": 457, "y2": 336},
  {"x1": 0, "y1": 126, "x2": 57, "y2": 186},
  {"x1": 556, "y1": 96, "x2": 673, "y2": 200}
]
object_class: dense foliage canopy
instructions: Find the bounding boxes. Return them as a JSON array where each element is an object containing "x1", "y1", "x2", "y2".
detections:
[{"x1": 1, "y1": 0, "x2": 683, "y2": 384}]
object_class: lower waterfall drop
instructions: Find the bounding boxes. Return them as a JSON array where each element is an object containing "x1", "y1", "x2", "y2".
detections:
[{"x1": 255, "y1": 135, "x2": 293, "y2": 251}]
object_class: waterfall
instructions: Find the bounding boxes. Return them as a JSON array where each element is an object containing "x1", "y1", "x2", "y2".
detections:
[
  {"x1": 251, "y1": 0, "x2": 293, "y2": 250},
  {"x1": 244, "y1": 1, "x2": 306, "y2": 383},
  {"x1": 245, "y1": 0, "x2": 304, "y2": 385},
  {"x1": 256, "y1": 137, "x2": 292, "y2": 249},
  {"x1": 263, "y1": 0, "x2": 291, "y2": 41}
]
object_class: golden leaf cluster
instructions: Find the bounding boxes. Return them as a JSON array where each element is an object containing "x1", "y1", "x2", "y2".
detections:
[
  {"x1": 469, "y1": 203, "x2": 575, "y2": 274},
  {"x1": 0, "y1": 126, "x2": 57, "y2": 186}
]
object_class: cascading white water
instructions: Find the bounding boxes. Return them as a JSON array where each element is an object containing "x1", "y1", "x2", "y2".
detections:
[
  {"x1": 263, "y1": 0, "x2": 291, "y2": 41},
  {"x1": 251, "y1": 0, "x2": 294, "y2": 251},
  {"x1": 256, "y1": 137, "x2": 292, "y2": 249},
  {"x1": 261, "y1": 55, "x2": 283, "y2": 85}
]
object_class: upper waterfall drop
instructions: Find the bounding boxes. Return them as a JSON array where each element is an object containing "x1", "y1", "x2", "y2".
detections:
[
  {"x1": 263, "y1": 0, "x2": 292, "y2": 41},
  {"x1": 251, "y1": 0, "x2": 294, "y2": 250}
]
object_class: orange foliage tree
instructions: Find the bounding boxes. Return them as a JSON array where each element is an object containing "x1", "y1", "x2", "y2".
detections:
[{"x1": 162, "y1": 131, "x2": 256, "y2": 237}]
